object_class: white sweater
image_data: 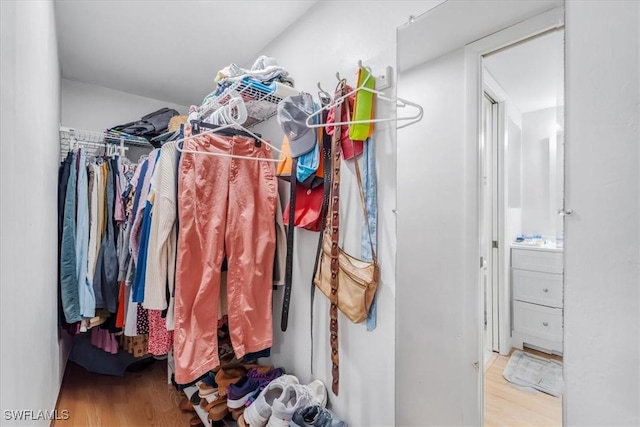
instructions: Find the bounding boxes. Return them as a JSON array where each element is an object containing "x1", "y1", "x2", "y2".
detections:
[{"x1": 143, "y1": 142, "x2": 178, "y2": 314}]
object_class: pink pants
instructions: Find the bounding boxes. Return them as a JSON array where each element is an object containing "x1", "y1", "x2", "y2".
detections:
[{"x1": 174, "y1": 134, "x2": 277, "y2": 384}]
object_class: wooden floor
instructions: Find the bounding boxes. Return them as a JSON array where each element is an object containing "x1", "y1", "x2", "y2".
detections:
[
  {"x1": 53, "y1": 350, "x2": 561, "y2": 427},
  {"x1": 54, "y1": 360, "x2": 195, "y2": 427},
  {"x1": 484, "y1": 349, "x2": 562, "y2": 427}
]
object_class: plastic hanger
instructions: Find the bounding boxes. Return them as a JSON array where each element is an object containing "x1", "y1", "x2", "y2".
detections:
[
  {"x1": 305, "y1": 64, "x2": 424, "y2": 130},
  {"x1": 174, "y1": 117, "x2": 283, "y2": 162}
]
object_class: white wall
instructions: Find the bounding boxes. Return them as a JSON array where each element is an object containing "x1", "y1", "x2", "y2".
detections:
[
  {"x1": 251, "y1": 2, "x2": 443, "y2": 426},
  {"x1": 507, "y1": 118, "x2": 523, "y2": 209},
  {"x1": 564, "y1": 2, "x2": 640, "y2": 425},
  {"x1": 521, "y1": 106, "x2": 559, "y2": 237},
  {"x1": 0, "y1": 1, "x2": 68, "y2": 425},
  {"x1": 61, "y1": 78, "x2": 188, "y2": 159},
  {"x1": 61, "y1": 78, "x2": 189, "y2": 130}
]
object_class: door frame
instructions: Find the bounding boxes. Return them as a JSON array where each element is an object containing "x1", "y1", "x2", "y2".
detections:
[
  {"x1": 480, "y1": 90, "x2": 500, "y2": 354},
  {"x1": 483, "y1": 71, "x2": 511, "y2": 355}
]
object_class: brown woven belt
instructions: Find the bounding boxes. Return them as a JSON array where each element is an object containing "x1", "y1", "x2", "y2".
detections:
[{"x1": 328, "y1": 80, "x2": 346, "y2": 395}]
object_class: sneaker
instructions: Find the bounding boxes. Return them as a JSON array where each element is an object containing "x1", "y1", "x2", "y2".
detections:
[
  {"x1": 228, "y1": 376, "x2": 261, "y2": 409},
  {"x1": 248, "y1": 367, "x2": 285, "y2": 384},
  {"x1": 243, "y1": 375, "x2": 299, "y2": 427},
  {"x1": 306, "y1": 380, "x2": 328, "y2": 408},
  {"x1": 244, "y1": 367, "x2": 286, "y2": 408},
  {"x1": 267, "y1": 382, "x2": 327, "y2": 427},
  {"x1": 290, "y1": 406, "x2": 347, "y2": 427}
]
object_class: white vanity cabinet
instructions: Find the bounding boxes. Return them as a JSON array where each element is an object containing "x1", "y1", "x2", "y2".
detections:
[{"x1": 511, "y1": 246, "x2": 563, "y2": 354}]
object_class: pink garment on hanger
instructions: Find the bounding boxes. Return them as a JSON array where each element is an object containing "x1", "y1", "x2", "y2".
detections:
[
  {"x1": 173, "y1": 134, "x2": 277, "y2": 384},
  {"x1": 114, "y1": 173, "x2": 126, "y2": 222},
  {"x1": 326, "y1": 87, "x2": 363, "y2": 160}
]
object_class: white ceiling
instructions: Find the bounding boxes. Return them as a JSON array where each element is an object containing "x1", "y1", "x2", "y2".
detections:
[
  {"x1": 483, "y1": 29, "x2": 564, "y2": 114},
  {"x1": 55, "y1": 0, "x2": 318, "y2": 106}
]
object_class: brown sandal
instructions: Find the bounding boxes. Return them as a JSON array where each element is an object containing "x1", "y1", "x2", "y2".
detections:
[
  {"x1": 207, "y1": 401, "x2": 229, "y2": 422},
  {"x1": 203, "y1": 394, "x2": 227, "y2": 412},
  {"x1": 179, "y1": 397, "x2": 195, "y2": 413},
  {"x1": 189, "y1": 414, "x2": 204, "y2": 427},
  {"x1": 231, "y1": 407, "x2": 245, "y2": 420}
]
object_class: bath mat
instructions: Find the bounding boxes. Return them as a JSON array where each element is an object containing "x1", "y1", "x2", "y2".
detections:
[{"x1": 503, "y1": 350, "x2": 563, "y2": 397}]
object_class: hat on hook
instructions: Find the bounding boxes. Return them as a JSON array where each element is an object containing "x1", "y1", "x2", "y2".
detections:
[{"x1": 277, "y1": 93, "x2": 316, "y2": 158}]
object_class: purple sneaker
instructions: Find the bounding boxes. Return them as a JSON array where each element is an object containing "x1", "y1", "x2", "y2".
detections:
[
  {"x1": 248, "y1": 367, "x2": 285, "y2": 384},
  {"x1": 227, "y1": 376, "x2": 261, "y2": 409}
]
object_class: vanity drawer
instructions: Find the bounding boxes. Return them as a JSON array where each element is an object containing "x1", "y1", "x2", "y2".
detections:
[
  {"x1": 513, "y1": 269, "x2": 563, "y2": 308},
  {"x1": 513, "y1": 301, "x2": 562, "y2": 342},
  {"x1": 511, "y1": 248, "x2": 563, "y2": 274}
]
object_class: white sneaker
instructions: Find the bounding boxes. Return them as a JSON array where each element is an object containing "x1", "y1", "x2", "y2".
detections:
[
  {"x1": 243, "y1": 374, "x2": 299, "y2": 427},
  {"x1": 267, "y1": 381, "x2": 327, "y2": 427},
  {"x1": 306, "y1": 380, "x2": 328, "y2": 407}
]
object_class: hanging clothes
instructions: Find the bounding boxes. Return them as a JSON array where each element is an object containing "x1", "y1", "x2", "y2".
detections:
[
  {"x1": 87, "y1": 164, "x2": 100, "y2": 294},
  {"x1": 173, "y1": 133, "x2": 277, "y2": 384},
  {"x1": 60, "y1": 151, "x2": 81, "y2": 324},
  {"x1": 58, "y1": 154, "x2": 73, "y2": 327},
  {"x1": 144, "y1": 141, "x2": 178, "y2": 312},
  {"x1": 130, "y1": 149, "x2": 160, "y2": 305},
  {"x1": 76, "y1": 149, "x2": 96, "y2": 319},
  {"x1": 148, "y1": 309, "x2": 173, "y2": 356}
]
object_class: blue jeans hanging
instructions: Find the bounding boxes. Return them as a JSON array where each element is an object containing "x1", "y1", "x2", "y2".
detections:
[{"x1": 361, "y1": 137, "x2": 378, "y2": 331}]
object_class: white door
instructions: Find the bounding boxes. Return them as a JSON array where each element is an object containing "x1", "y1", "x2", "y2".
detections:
[{"x1": 396, "y1": 47, "x2": 481, "y2": 426}]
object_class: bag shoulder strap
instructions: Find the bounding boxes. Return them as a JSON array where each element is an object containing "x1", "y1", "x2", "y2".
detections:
[
  {"x1": 344, "y1": 97, "x2": 377, "y2": 265},
  {"x1": 353, "y1": 158, "x2": 377, "y2": 264}
]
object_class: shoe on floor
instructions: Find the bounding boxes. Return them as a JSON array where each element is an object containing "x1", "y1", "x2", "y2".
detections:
[
  {"x1": 215, "y1": 366, "x2": 247, "y2": 397},
  {"x1": 231, "y1": 406, "x2": 245, "y2": 420},
  {"x1": 189, "y1": 414, "x2": 204, "y2": 427},
  {"x1": 179, "y1": 397, "x2": 195, "y2": 412},
  {"x1": 305, "y1": 380, "x2": 328, "y2": 408},
  {"x1": 207, "y1": 401, "x2": 229, "y2": 422},
  {"x1": 248, "y1": 367, "x2": 285, "y2": 385},
  {"x1": 228, "y1": 376, "x2": 261, "y2": 409},
  {"x1": 197, "y1": 381, "x2": 218, "y2": 398},
  {"x1": 243, "y1": 375, "x2": 299, "y2": 427},
  {"x1": 266, "y1": 382, "x2": 326, "y2": 427},
  {"x1": 290, "y1": 405, "x2": 347, "y2": 427},
  {"x1": 189, "y1": 390, "x2": 202, "y2": 405}
]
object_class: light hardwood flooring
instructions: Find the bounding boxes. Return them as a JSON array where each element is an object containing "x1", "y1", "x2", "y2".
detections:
[
  {"x1": 53, "y1": 360, "x2": 195, "y2": 427},
  {"x1": 53, "y1": 350, "x2": 561, "y2": 427},
  {"x1": 484, "y1": 348, "x2": 562, "y2": 427}
]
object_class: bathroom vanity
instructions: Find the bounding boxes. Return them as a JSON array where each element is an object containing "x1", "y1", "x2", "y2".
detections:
[{"x1": 511, "y1": 244, "x2": 563, "y2": 355}]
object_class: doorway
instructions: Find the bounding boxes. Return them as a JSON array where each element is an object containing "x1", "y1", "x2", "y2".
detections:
[
  {"x1": 395, "y1": 3, "x2": 567, "y2": 425},
  {"x1": 480, "y1": 28, "x2": 565, "y2": 427}
]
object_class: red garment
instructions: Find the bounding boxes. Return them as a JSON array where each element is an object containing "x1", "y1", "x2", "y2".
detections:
[
  {"x1": 115, "y1": 282, "x2": 126, "y2": 328},
  {"x1": 148, "y1": 309, "x2": 173, "y2": 356},
  {"x1": 326, "y1": 87, "x2": 364, "y2": 160}
]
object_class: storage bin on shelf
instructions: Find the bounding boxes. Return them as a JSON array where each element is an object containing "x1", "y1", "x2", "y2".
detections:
[{"x1": 198, "y1": 77, "x2": 298, "y2": 127}]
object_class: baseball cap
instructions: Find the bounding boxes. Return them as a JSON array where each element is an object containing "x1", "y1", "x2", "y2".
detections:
[{"x1": 277, "y1": 93, "x2": 317, "y2": 158}]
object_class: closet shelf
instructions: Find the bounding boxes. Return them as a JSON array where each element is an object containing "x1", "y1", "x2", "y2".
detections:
[
  {"x1": 197, "y1": 78, "x2": 298, "y2": 127},
  {"x1": 59, "y1": 126, "x2": 151, "y2": 161}
]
